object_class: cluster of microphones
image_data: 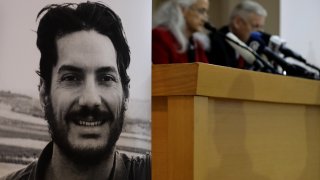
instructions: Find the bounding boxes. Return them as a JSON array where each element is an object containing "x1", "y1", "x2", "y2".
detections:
[{"x1": 204, "y1": 22, "x2": 320, "y2": 80}]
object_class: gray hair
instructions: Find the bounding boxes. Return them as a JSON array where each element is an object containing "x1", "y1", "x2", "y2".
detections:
[
  {"x1": 153, "y1": 0, "x2": 197, "y2": 52},
  {"x1": 230, "y1": 0, "x2": 267, "y2": 21}
]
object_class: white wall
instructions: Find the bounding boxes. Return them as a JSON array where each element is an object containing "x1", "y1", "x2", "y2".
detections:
[{"x1": 280, "y1": 0, "x2": 320, "y2": 68}]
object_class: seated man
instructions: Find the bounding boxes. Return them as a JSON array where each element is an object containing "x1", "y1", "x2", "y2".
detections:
[{"x1": 207, "y1": 0, "x2": 267, "y2": 69}]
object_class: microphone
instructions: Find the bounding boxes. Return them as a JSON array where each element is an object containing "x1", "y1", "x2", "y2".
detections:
[
  {"x1": 204, "y1": 22, "x2": 217, "y2": 34},
  {"x1": 258, "y1": 31, "x2": 307, "y2": 63},
  {"x1": 248, "y1": 32, "x2": 319, "y2": 79},
  {"x1": 248, "y1": 33, "x2": 288, "y2": 69},
  {"x1": 204, "y1": 22, "x2": 276, "y2": 73},
  {"x1": 268, "y1": 35, "x2": 283, "y2": 54},
  {"x1": 256, "y1": 31, "x2": 320, "y2": 74},
  {"x1": 224, "y1": 32, "x2": 257, "y2": 65}
]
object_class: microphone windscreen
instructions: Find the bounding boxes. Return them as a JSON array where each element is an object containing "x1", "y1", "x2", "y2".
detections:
[
  {"x1": 247, "y1": 32, "x2": 267, "y2": 53},
  {"x1": 269, "y1": 35, "x2": 282, "y2": 52},
  {"x1": 225, "y1": 32, "x2": 256, "y2": 64}
]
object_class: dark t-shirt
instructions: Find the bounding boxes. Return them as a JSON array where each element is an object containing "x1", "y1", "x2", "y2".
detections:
[{"x1": 2, "y1": 142, "x2": 151, "y2": 180}]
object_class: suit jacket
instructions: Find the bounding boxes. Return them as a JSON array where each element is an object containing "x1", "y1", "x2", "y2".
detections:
[
  {"x1": 207, "y1": 26, "x2": 239, "y2": 68},
  {"x1": 152, "y1": 27, "x2": 208, "y2": 64}
]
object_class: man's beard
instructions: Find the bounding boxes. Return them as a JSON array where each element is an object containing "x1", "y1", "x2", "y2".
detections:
[{"x1": 44, "y1": 96, "x2": 126, "y2": 166}]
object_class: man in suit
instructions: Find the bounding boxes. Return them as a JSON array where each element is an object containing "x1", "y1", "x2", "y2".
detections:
[{"x1": 207, "y1": 0, "x2": 267, "y2": 69}]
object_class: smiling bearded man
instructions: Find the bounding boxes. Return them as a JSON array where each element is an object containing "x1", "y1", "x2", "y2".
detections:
[{"x1": 2, "y1": 2, "x2": 150, "y2": 180}]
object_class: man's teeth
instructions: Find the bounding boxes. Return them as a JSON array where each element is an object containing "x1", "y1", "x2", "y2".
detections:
[{"x1": 77, "y1": 120, "x2": 103, "y2": 126}]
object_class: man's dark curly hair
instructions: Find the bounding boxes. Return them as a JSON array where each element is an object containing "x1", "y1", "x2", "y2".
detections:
[{"x1": 36, "y1": 1, "x2": 130, "y2": 99}]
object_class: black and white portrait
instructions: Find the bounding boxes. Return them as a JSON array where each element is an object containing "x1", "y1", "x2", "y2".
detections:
[{"x1": 0, "y1": 1, "x2": 151, "y2": 179}]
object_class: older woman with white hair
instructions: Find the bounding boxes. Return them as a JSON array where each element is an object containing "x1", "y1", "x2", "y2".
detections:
[{"x1": 152, "y1": 0, "x2": 209, "y2": 64}]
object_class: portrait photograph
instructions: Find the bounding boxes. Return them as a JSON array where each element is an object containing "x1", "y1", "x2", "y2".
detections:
[{"x1": 0, "y1": 0, "x2": 151, "y2": 178}]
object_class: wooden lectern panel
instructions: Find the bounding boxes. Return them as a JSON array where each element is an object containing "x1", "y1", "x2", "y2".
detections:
[
  {"x1": 195, "y1": 98, "x2": 320, "y2": 180},
  {"x1": 152, "y1": 96, "x2": 195, "y2": 180},
  {"x1": 152, "y1": 63, "x2": 320, "y2": 180}
]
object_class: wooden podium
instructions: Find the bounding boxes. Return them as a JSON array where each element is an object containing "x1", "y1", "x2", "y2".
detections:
[{"x1": 152, "y1": 63, "x2": 320, "y2": 180}]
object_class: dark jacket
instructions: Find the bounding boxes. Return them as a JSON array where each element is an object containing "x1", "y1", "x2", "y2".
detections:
[
  {"x1": 207, "y1": 26, "x2": 239, "y2": 68},
  {"x1": 2, "y1": 142, "x2": 151, "y2": 180}
]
